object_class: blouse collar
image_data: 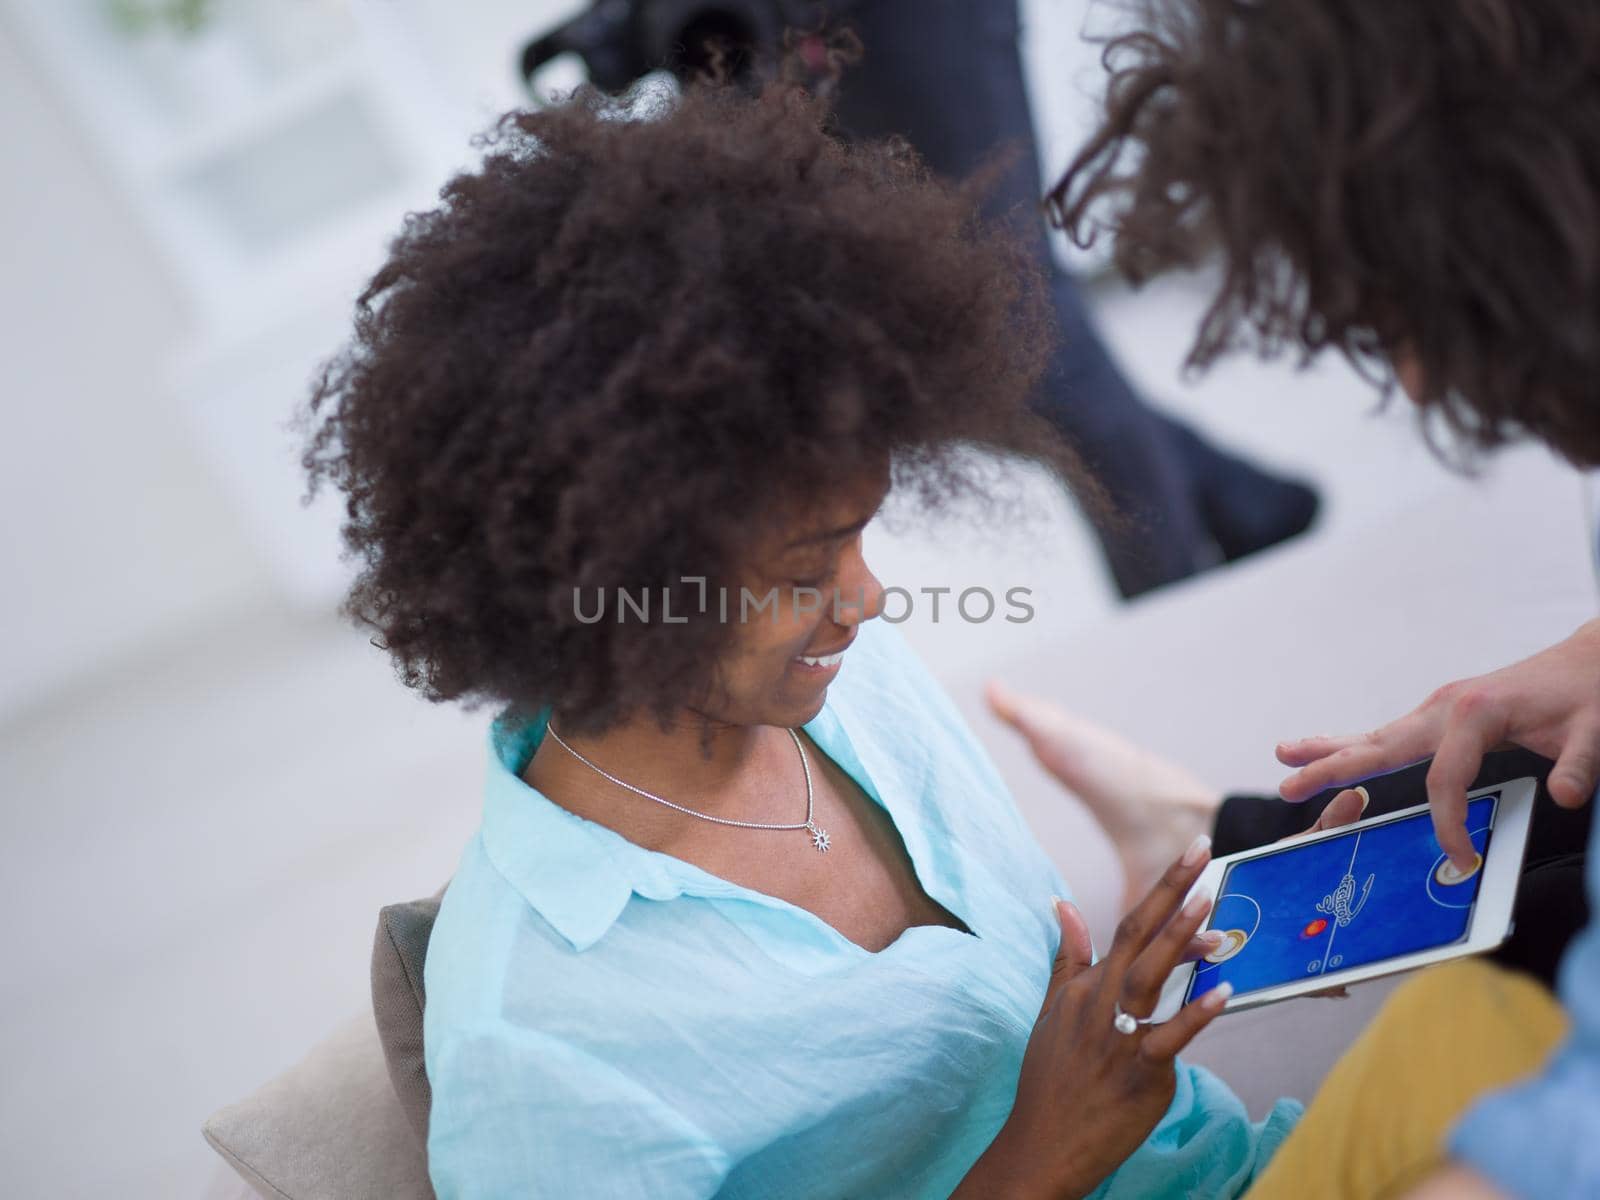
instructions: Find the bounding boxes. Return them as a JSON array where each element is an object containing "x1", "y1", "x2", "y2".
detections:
[{"x1": 479, "y1": 700, "x2": 885, "y2": 952}]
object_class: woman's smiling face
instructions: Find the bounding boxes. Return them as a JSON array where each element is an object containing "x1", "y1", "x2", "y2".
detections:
[{"x1": 703, "y1": 467, "x2": 890, "y2": 730}]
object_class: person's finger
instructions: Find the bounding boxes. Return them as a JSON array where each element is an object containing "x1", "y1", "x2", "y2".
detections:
[
  {"x1": 1427, "y1": 712, "x2": 1502, "y2": 871},
  {"x1": 1046, "y1": 895, "x2": 1094, "y2": 1003},
  {"x1": 1549, "y1": 718, "x2": 1600, "y2": 809},
  {"x1": 1277, "y1": 745, "x2": 1382, "y2": 803},
  {"x1": 1277, "y1": 719, "x2": 1435, "y2": 804},
  {"x1": 1274, "y1": 733, "x2": 1360, "y2": 767},
  {"x1": 1139, "y1": 981, "x2": 1234, "y2": 1061},
  {"x1": 1181, "y1": 930, "x2": 1226, "y2": 962},
  {"x1": 1327, "y1": 786, "x2": 1369, "y2": 826},
  {"x1": 1306, "y1": 787, "x2": 1368, "y2": 835},
  {"x1": 1121, "y1": 888, "x2": 1214, "y2": 1017},
  {"x1": 1107, "y1": 835, "x2": 1212, "y2": 969}
]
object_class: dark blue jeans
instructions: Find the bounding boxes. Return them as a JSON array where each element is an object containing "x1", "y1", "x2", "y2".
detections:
[{"x1": 829, "y1": 0, "x2": 1259, "y2": 596}]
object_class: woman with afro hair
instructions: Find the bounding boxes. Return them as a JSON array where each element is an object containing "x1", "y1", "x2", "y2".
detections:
[{"x1": 300, "y1": 70, "x2": 1300, "y2": 1199}]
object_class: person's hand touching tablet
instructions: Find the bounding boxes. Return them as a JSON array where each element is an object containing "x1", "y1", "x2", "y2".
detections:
[
  {"x1": 1276, "y1": 619, "x2": 1600, "y2": 871},
  {"x1": 955, "y1": 837, "x2": 1231, "y2": 1199}
]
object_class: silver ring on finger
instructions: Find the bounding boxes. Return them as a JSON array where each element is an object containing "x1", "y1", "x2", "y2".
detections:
[{"x1": 1112, "y1": 1002, "x2": 1149, "y2": 1036}]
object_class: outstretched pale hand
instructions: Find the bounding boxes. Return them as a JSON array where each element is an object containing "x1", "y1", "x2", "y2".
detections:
[{"x1": 1276, "y1": 620, "x2": 1600, "y2": 871}]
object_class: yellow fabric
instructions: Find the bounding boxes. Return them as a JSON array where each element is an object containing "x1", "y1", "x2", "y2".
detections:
[{"x1": 1244, "y1": 960, "x2": 1568, "y2": 1200}]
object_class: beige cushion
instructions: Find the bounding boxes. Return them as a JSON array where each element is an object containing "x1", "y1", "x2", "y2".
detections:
[
  {"x1": 371, "y1": 894, "x2": 442, "y2": 1144},
  {"x1": 202, "y1": 1013, "x2": 434, "y2": 1200}
]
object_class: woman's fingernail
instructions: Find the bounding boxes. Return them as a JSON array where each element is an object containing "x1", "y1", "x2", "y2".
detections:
[
  {"x1": 1183, "y1": 889, "x2": 1214, "y2": 920},
  {"x1": 1199, "y1": 929, "x2": 1225, "y2": 946},
  {"x1": 1203, "y1": 981, "x2": 1235, "y2": 1010},
  {"x1": 1050, "y1": 894, "x2": 1064, "y2": 916},
  {"x1": 1182, "y1": 834, "x2": 1212, "y2": 866},
  {"x1": 1355, "y1": 786, "x2": 1370, "y2": 814}
]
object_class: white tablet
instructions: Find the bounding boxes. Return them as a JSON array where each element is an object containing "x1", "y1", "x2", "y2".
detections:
[{"x1": 1150, "y1": 776, "x2": 1537, "y2": 1021}]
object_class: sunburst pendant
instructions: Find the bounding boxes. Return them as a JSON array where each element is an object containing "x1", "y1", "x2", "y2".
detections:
[{"x1": 808, "y1": 822, "x2": 831, "y2": 852}]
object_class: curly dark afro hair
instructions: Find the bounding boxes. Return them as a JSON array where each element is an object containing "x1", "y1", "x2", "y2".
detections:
[
  {"x1": 1048, "y1": 0, "x2": 1600, "y2": 466},
  {"x1": 300, "y1": 75, "x2": 1080, "y2": 735}
]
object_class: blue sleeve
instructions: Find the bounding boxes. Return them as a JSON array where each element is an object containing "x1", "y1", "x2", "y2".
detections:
[
  {"x1": 426, "y1": 1022, "x2": 732, "y2": 1199},
  {"x1": 1448, "y1": 792, "x2": 1600, "y2": 1197}
]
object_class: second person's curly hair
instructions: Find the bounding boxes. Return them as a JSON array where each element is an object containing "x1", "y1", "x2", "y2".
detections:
[{"x1": 1049, "y1": 0, "x2": 1600, "y2": 465}]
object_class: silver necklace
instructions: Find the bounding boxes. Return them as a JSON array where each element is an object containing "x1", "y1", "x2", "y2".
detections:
[{"x1": 543, "y1": 722, "x2": 832, "y2": 852}]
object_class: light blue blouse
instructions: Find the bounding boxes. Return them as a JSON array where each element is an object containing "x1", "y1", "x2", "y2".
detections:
[{"x1": 423, "y1": 619, "x2": 1300, "y2": 1198}]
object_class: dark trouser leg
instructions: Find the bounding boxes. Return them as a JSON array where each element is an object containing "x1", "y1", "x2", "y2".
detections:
[
  {"x1": 829, "y1": 0, "x2": 1217, "y2": 597},
  {"x1": 1212, "y1": 748, "x2": 1592, "y2": 987}
]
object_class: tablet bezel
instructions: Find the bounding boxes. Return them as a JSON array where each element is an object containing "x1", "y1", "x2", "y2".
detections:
[{"x1": 1149, "y1": 775, "x2": 1537, "y2": 1021}]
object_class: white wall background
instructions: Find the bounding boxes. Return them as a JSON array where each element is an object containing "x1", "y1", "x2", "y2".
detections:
[
  {"x1": 0, "y1": 13, "x2": 270, "y2": 718},
  {"x1": 0, "y1": 0, "x2": 1116, "y2": 724}
]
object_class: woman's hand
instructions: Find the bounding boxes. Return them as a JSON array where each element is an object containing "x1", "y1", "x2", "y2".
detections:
[
  {"x1": 960, "y1": 837, "x2": 1230, "y2": 1200},
  {"x1": 1276, "y1": 619, "x2": 1600, "y2": 871}
]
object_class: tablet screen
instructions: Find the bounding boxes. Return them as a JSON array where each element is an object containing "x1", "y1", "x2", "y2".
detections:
[{"x1": 1186, "y1": 794, "x2": 1499, "y2": 1004}]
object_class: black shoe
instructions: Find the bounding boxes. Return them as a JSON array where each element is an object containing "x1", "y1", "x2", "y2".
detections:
[
  {"x1": 1200, "y1": 468, "x2": 1320, "y2": 563},
  {"x1": 1159, "y1": 419, "x2": 1321, "y2": 563}
]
